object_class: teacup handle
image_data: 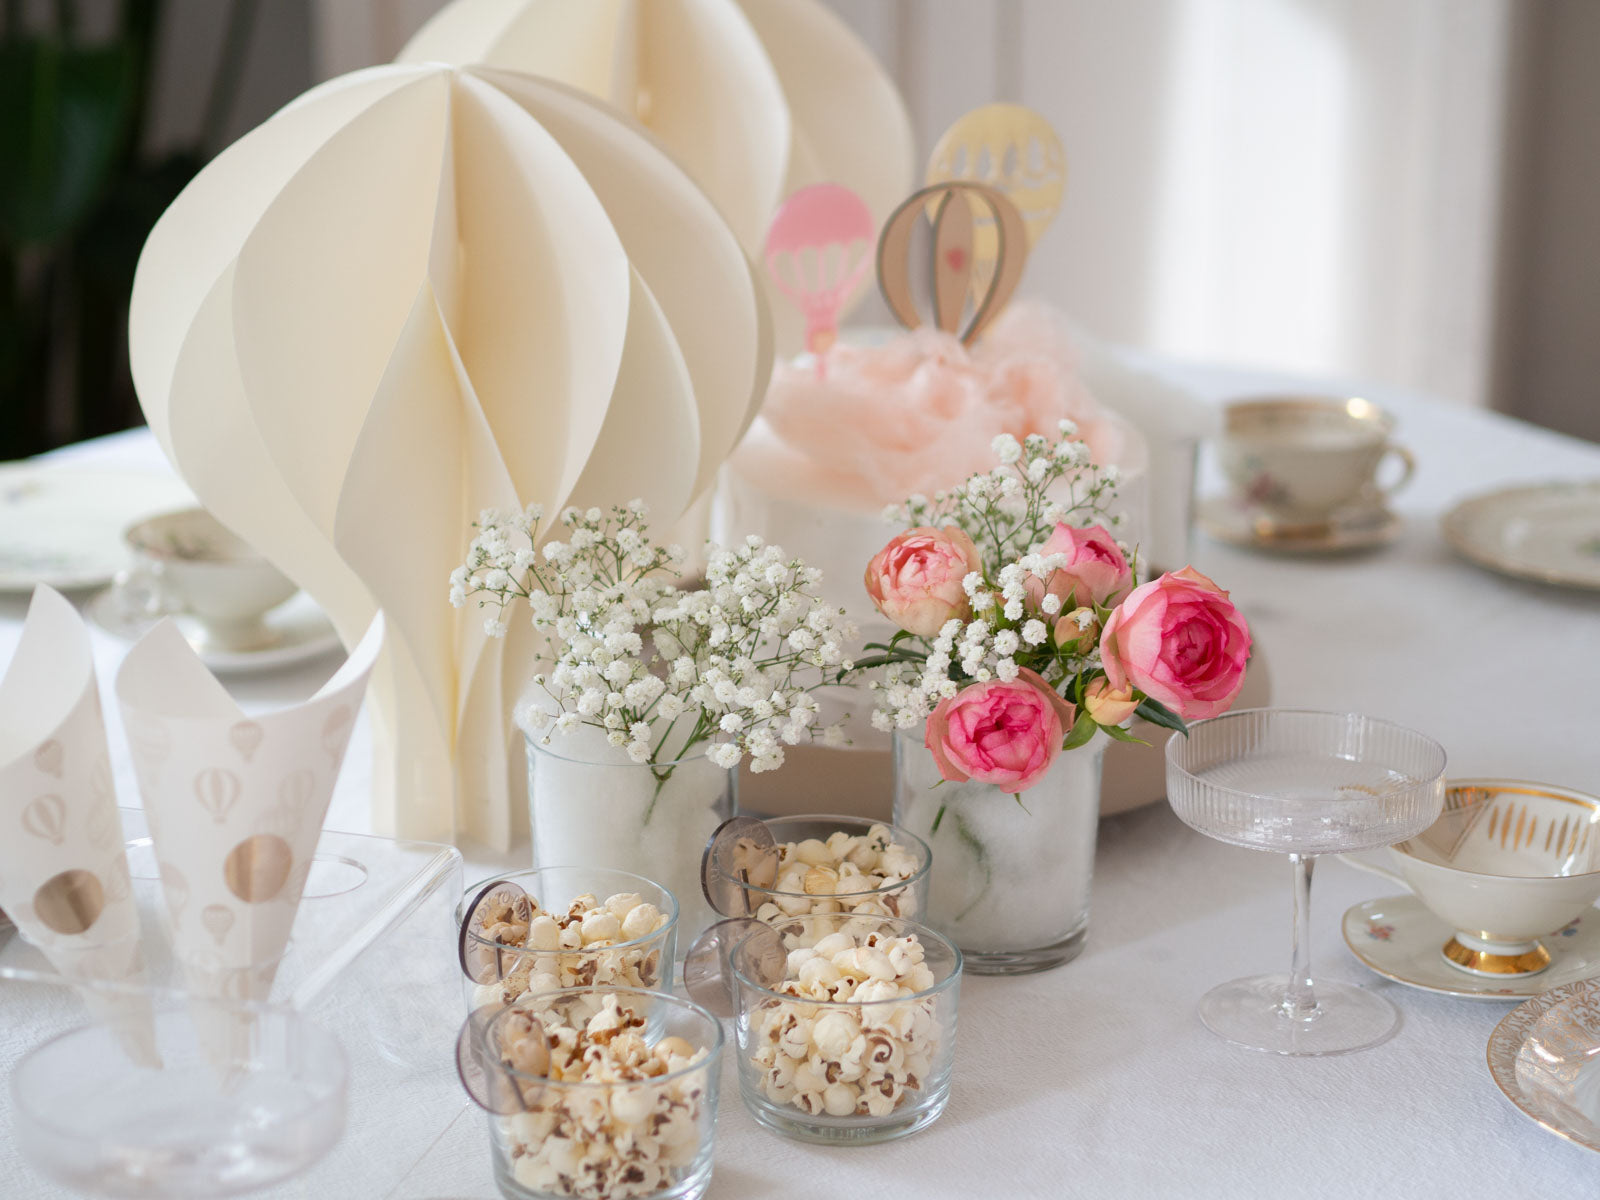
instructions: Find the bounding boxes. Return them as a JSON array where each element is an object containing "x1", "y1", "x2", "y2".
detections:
[
  {"x1": 1337, "y1": 848, "x2": 1408, "y2": 887},
  {"x1": 1375, "y1": 444, "x2": 1416, "y2": 502},
  {"x1": 111, "y1": 560, "x2": 180, "y2": 622}
]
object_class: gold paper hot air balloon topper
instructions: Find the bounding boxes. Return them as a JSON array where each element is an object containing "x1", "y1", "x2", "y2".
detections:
[
  {"x1": 926, "y1": 102, "x2": 1066, "y2": 303},
  {"x1": 876, "y1": 181, "x2": 1030, "y2": 346}
]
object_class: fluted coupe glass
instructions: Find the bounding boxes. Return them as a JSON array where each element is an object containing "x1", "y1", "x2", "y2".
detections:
[{"x1": 1166, "y1": 709, "x2": 1446, "y2": 1055}]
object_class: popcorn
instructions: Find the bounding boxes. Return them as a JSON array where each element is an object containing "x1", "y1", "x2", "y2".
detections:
[
  {"x1": 494, "y1": 994, "x2": 713, "y2": 1200},
  {"x1": 746, "y1": 923, "x2": 943, "y2": 1122},
  {"x1": 748, "y1": 824, "x2": 922, "y2": 924},
  {"x1": 470, "y1": 891, "x2": 670, "y2": 1009}
]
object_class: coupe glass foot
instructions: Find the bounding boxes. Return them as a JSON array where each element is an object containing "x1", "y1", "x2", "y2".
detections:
[{"x1": 1198, "y1": 974, "x2": 1400, "y2": 1056}]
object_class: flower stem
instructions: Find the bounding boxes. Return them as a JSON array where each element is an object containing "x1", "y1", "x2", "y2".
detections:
[
  {"x1": 642, "y1": 764, "x2": 675, "y2": 826},
  {"x1": 950, "y1": 810, "x2": 993, "y2": 922}
]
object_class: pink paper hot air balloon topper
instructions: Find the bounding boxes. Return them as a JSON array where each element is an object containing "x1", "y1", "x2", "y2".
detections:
[{"x1": 764, "y1": 184, "x2": 876, "y2": 376}]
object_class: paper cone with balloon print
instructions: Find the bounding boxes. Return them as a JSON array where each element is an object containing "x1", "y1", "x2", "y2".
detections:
[
  {"x1": 0, "y1": 588, "x2": 153, "y2": 1059},
  {"x1": 399, "y1": 0, "x2": 915, "y2": 359},
  {"x1": 128, "y1": 62, "x2": 771, "y2": 849},
  {"x1": 116, "y1": 614, "x2": 383, "y2": 1005},
  {"x1": 0, "y1": 588, "x2": 139, "y2": 963}
]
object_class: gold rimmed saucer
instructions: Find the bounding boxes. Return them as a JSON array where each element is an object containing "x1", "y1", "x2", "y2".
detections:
[
  {"x1": 1488, "y1": 978, "x2": 1600, "y2": 1155},
  {"x1": 1198, "y1": 495, "x2": 1401, "y2": 555},
  {"x1": 1342, "y1": 895, "x2": 1600, "y2": 1000}
]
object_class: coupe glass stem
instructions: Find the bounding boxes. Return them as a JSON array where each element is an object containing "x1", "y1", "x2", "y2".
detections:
[{"x1": 1281, "y1": 853, "x2": 1319, "y2": 1022}]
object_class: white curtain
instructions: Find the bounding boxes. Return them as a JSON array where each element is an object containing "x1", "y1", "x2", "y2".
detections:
[
  {"x1": 310, "y1": 0, "x2": 1517, "y2": 408},
  {"x1": 886, "y1": 0, "x2": 1515, "y2": 408}
]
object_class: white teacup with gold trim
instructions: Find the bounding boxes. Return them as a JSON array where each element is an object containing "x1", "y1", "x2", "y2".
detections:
[
  {"x1": 1387, "y1": 780, "x2": 1600, "y2": 977},
  {"x1": 1218, "y1": 395, "x2": 1414, "y2": 530}
]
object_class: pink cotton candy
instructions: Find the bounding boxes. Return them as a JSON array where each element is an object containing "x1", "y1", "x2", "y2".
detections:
[{"x1": 759, "y1": 301, "x2": 1120, "y2": 505}]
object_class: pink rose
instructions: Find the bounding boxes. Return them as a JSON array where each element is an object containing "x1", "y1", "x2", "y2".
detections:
[
  {"x1": 1027, "y1": 523, "x2": 1132, "y2": 610},
  {"x1": 924, "y1": 668, "x2": 1076, "y2": 794},
  {"x1": 865, "y1": 525, "x2": 983, "y2": 638},
  {"x1": 1083, "y1": 678, "x2": 1139, "y2": 727},
  {"x1": 1100, "y1": 567, "x2": 1252, "y2": 721}
]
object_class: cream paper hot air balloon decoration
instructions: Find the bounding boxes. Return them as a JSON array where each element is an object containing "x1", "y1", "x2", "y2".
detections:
[
  {"x1": 399, "y1": 0, "x2": 915, "y2": 356},
  {"x1": 128, "y1": 64, "x2": 771, "y2": 845}
]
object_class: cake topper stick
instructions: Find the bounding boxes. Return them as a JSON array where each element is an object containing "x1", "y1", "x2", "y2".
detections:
[
  {"x1": 764, "y1": 184, "x2": 877, "y2": 377},
  {"x1": 877, "y1": 181, "x2": 1029, "y2": 346},
  {"x1": 926, "y1": 102, "x2": 1067, "y2": 298}
]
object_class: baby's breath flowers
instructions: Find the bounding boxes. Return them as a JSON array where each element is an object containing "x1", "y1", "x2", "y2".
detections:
[{"x1": 451, "y1": 502, "x2": 855, "y2": 792}]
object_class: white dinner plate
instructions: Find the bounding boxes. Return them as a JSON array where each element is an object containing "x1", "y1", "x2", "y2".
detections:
[
  {"x1": 1488, "y1": 977, "x2": 1600, "y2": 1155},
  {"x1": 1342, "y1": 895, "x2": 1600, "y2": 1000},
  {"x1": 87, "y1": 587, "x2": 343, "y2": 675},
  {"x1": 1441, "y1": 480, "x2": 1600, "y2": 590},
  {"x1": 0, "y1": 463, "x2": 195, "y2": 592}
]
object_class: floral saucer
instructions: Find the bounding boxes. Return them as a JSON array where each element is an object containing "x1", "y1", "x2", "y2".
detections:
[
  {"x1": 1342, "y1": 895, "x2": 1600, "y2": 1000},
  {"x1": 1487, "y1": 977, "x2": 1600, "y2": 1154},
  {"x1": 1198, "y1": 495, "x2": 1401, "y2": 555}
]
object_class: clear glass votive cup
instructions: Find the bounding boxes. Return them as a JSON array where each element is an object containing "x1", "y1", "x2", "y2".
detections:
[
  {"x1": 484, "y1": 986, "x2": 723, "y2": 1200},
  {"x1": 729, "y1": 912, "x2": 961, "y2": 1145},
  {"x1": 458, "y1": 868, "x2": 679, "y2": 1012},
  {"x1": 716, "y1": 815, "x2": 933, "y2": 924},
  {"x1": 12, "y1": 995, "x2": 347, "y2": 1198}
]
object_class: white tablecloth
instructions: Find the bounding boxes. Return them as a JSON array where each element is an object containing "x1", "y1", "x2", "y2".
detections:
[{"x1": 4, "y1": 358, "x2": 1599, "y2": 1198}]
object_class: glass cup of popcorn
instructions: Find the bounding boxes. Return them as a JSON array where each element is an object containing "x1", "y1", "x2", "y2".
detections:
[
  {"x1": 472, "y1": 986, "x2": 724, "y2": 1200},
  {"x1": 728, "y1": 912, "x2": 962, "y2": 1144},
  {"x1": 457, "y1": 868, "x2": 678, "y2": 1011},
  {"x1": 713, "y1": 816, "x2": 932, "y2": 924}
]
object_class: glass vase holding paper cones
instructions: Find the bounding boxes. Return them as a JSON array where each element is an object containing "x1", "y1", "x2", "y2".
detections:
[
  {"x1": 452, "y1": 500, "x2": 856, "y2": 952},
  {"x1": 857, "y1": 427, "x2": 1253, "y2": 973}
]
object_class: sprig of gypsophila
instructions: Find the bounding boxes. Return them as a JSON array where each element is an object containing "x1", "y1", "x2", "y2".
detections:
[
  {"x1": 859, "y1": 423, "x2": 1134, "y2": 738},
  {"x1": 880, "y1": 420, "x2": 1121, "y2": 570},
  {"x1": 450, "y1": 502, "x2": 856, "y2": 779}
]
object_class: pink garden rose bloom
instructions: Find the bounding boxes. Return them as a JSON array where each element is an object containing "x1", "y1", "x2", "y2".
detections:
[
  {"x1": 1100, "y1": 567, "x2": 1252, "y2": 721},
  {"x1": 1027, "y1": 523, "x2": 1132, "y2": 610},
  {"x1": 864, "y1": 525, "x2": 983, "y2": 637},
  {"x1": 925, "y1": 668, "x2": 1077, "y2": 794}
]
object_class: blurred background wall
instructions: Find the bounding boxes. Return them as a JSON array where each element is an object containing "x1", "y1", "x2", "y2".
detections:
[{"x1": 2, "y1": 0, "x2": 1595, "y2": 459}]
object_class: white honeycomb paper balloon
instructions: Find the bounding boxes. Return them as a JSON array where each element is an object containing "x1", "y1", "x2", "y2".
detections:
[
  {"x1": 129, "y1": 63, "x2": 771, "y2": 845},
  {"x1": 400, "y1": 0, "x2": 915, "y2": 355}
]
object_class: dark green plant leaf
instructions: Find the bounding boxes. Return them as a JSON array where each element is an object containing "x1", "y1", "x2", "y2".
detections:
[
  {"x1": 1135, "y1": 697, "x2": 1188, "y2": 736},
  {"x1": 1099, "y1": 723, "x2": 1148, "y2": 746},
  {"x1": 0, "y1": 38, "x2": 139, "y2": 246},
  {"x1": 1061, "y1": 717, "x2": 1098, "y2": 751}
]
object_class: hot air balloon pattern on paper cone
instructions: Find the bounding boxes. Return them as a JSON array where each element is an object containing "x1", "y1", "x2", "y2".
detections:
[
  {"x1": 0, "y1": 587, "x2": 153, "y2": 1060},
  {"x1": 116, "y1": 614, "x2": 383, "y2": 1005}
]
